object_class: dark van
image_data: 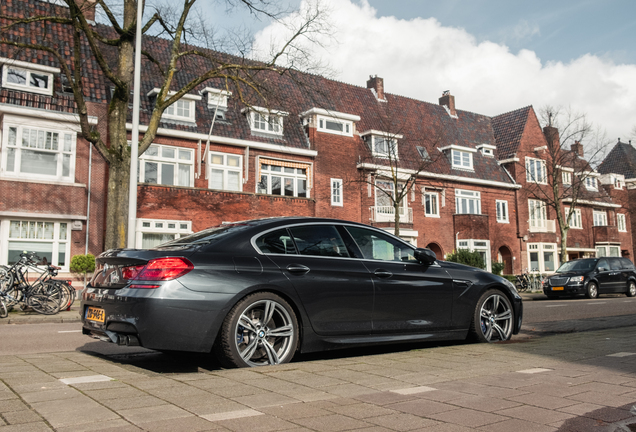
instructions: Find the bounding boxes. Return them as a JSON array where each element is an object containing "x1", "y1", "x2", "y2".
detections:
[{"x1": 543, "y1": 257, "x2": 636, "y2": 299}]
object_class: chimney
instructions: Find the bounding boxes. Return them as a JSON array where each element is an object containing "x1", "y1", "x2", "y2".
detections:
[
  {"x1": 75, "y1": 0, "x2": 97, "y2": 22},
  {"x1": 570, "y1": 141, "x2": 584, "y2": 157},
  {"x1": 438, "y1": 90, "x2": 456, "y2": 116},
  {"x1": 367, "y1": 75, "x2": 385, "y2": 101},
  {"x1": 543, "y1": 126, "x2": 560, "y2": 148}
]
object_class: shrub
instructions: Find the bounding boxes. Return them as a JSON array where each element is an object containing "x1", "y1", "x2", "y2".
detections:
[
  {"x1": 491, "y1": 261, "x2": 505, "y2": 276},
  {"x1": 70, "y1": 254, "x2": 96, "y2": 288},
  {"x1": 445, "y1": 249, "x2": 485, "y2": 270}
]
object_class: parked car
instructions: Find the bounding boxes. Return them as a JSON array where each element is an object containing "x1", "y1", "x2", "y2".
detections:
[
  {"x1": 543, "y1": 257, "x2": 636, "y2": 299},
  {"x1": 81, "y1": 217, "x2": 523, "y2": 368}
]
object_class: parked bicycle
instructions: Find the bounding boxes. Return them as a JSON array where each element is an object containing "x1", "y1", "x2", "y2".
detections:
[
  {"x1": 0, "y1": 252, "x2": 74, "y2": 315},
  {"x1": 515, "y1": 270, "x2": 545, "y2": 293}
]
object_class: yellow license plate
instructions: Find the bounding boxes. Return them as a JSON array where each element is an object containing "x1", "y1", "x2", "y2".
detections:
[
  {"x1": 85, "y1": 306, "x2": 105, "y2": 323},
  {"x1": 552, "y1": 287, "x2": 564, "y2": 291}
]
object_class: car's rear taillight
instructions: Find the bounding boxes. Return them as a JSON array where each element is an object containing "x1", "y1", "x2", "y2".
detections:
[{"x1": 123, "y1": 258, "x2": 194, "y2": 286}]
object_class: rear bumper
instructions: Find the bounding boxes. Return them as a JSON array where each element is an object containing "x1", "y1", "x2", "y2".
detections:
[{"x1": 81, "y1": 283, "x2": 233, "y2": 352}]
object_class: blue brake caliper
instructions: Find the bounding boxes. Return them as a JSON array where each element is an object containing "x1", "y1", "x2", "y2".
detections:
[{"x1": 237, "y1": 325, "x2": 245, "y2": 344}]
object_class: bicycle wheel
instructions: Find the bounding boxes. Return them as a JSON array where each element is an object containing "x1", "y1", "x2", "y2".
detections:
[
  {"x1": 54, "y1": 281, "x2": 75, "y2": 310},
  {"x1": 0, "y1": 266, "x2": 13, "y2": 292},
  {"x1": 0, "y1": 298, "x2": 7, "y2": 318},
  {"x1": 28, "y1": 283, "x2": 63, "y2": 315}
]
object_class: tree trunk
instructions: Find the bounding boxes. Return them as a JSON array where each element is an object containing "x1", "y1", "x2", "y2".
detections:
[
  {"x1": 394, "y1": 201, "x2": 401, "y2": 237},
  {"x1": 104, "y1": 158, "x2": 132, "y2": 250},
  {"x1": 560, "y1": 226, "x2": 568, "y2": 265}
]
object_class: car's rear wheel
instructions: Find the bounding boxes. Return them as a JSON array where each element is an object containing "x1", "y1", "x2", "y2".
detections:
[
  {"x1": 585, "y1": 282, "x2": 598, "y2": 299},
  {"x1": 216, "y1": 292, "x2": 299, "y2": 368},
  {"x1": 627, "y1": 281, "x2": 636, "y2": 297},
  {"x1": 469, "y1": 290, "x2": 513, "y2": 343}
]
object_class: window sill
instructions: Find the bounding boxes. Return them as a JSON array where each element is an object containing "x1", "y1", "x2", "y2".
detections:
[
  {"x1": 497, "y1": 220, "x2": 509, "y2": 224},
  {"x1": 424, "y1": 214, "x2": 440, "y2": 218},
  {"x1": 0, "y1": 176, "x2": 85, "y2": 187}
]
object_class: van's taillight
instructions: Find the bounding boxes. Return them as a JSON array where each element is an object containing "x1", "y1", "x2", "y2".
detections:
[{"x1": 124, "y1": 258, "x2": 194, "y2": 282}]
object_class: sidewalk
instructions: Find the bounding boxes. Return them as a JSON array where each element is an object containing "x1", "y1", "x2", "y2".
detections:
[{"x1": 1, "y1": 324, "x2": 636, "y2": 431}]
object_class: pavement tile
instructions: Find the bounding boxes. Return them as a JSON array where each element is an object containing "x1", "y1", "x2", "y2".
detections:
[
  {"x1": 412, "y1": 389, "x2": 467, "y2": 403},
  {"x1": 2, "y1": 410, "x2": 42, "y2": 425},
  {"x1": 292, "y1": 413, "x2": 373, "y2": 432},
  {"x1": 215, "y1": 413, "x2": 297, "y2": 432},
  {"x1": 354, "y1": 391, "x2": 418, "y2": 406},
  {"x1": 231, "y1": 391, "x2": 300, "y2": 408},
  {"x1": 476, "y1": 418, "x2": 557, "y2": 432},
  {"x1": 0, "y1": 421, "x2": 53, "y2": 431},
  {"x1": 494, "y1": 405, "x2": 574, "y2": 425},
  {"x1": 428, "y1": 407, "x2": 508, "y2": 428},
  {"x1": 570, "y1": 382, "x2": 635, "y2": 395},
  {"x1": 553, "y1": 415, "x2": 612, "y2": 431},
  {"x1": 325, "y1": 402, "x2": 397, "y2": 419},
  {"x1": 99, "y1": 395, "x2": 166, "y2": 411},
  {"x1": 417, "y1": 423, "x2": 476, "y2": 431},
  {"x1": 81, "y1": 386, "x2": 147, "y2": 401},
  {"x1": 389, "y1": 399, "x2": 457, "y2": 417},
  {"x1": 319, "y1": 383, "x2": 377, "y2": 398},
  {"x1": 259, "y1": 402, "x2": 333, "y2": 419},
  {"x1": 515, "y1": 383, "x2": 586, "y2": 398},
  {"x1": 0, "y1": 400, "x2": 30, "y2": 412},
  {"x1": 117, "y1": 404, "x2": 191, "y2": 425},
  {"x1": 568, "y1": 391, "x2": 636, "y2": 407},
  {"x1": 367, "y1": 412, "x2": 440, "y2": 430},
  {"x1": 29, "y1": 396, "x2": 120, "y2": 429},
  {"x1": 136, "y1": 415, "x2": 223, "y2": 432},
  {"x1": 183, "y1": 400, "x2": 248, "y2": 417},
  {"x1": 448, "y1": 395, "x2": 522, "y2": 413},
  {"x1": 506, "y1": 392, "x2": 578, "y2": 410},
  {"x1": 577, "y1": 405, "x2": 635, "y2": 422}
]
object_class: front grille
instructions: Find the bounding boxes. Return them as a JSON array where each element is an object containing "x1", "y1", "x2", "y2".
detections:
[{"x1": 549, "y1": 277, "x2": 569, "y2": 286}]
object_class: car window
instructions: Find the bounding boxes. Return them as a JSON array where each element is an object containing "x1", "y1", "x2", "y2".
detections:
[
  {"x1": 609, "y1": 258, "x2": 623, "y2": 271},
  {"x1": 556, "y1": 259, "x2": 597, "y2": 273},
  {"x1": 288, "y1": 225, "x2": 350, "y2": 258},
  {"x1": 255, "y1": 228, "x2": 297, "y2": 254},
  {"x1": 345, "y1": 226, "x2": 417, "y2": 262},
  {"x1": 597, "y1": 259, "x2": 609, "y2": 270},
  {"x1": 620, "y1": 258, "x2": 635, "y2": 269}
]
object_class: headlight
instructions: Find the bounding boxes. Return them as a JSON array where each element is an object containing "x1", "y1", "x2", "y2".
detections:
[{"x1": 568, "y1": 276, "x2": 585, "y2": 283}]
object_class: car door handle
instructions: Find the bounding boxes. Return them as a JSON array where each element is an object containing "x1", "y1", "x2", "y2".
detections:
[
  {"x1": 286, "y1": 264, "x2": 310, "y2": 274},
  {"x1": 374, "y1": 269, "x2": 393, "y2": 278}
]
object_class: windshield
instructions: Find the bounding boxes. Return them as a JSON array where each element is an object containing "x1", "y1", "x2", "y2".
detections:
[
  {"x1": 155, "y1": 223, "x2": 251, "y2": 248},
  {"x1": 556, "y1": 259, "x2": 597, "y2": 273}
]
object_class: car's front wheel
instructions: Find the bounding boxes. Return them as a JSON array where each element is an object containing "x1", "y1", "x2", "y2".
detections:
[
  {"x1": 586, "y1": 282, "x2": 598, "y2": 299},
  {"x1": 216, "y1": 292, "x2": 299, "y2": 368},
  {"x1": 470, "y1": 290, "x2": 514, "y2": 343},
  {"x1": 627, "y1": 281, "x2": 636, "y2": 297}
]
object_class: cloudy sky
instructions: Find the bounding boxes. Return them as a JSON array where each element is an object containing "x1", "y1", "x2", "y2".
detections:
[{"x1": 209, "y1": 0, "x2": 636, "y2": 147}]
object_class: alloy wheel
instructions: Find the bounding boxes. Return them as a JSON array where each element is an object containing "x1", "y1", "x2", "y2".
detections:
[{"x1": 479, "y1": 293, "x2": 513, "y2": 342}]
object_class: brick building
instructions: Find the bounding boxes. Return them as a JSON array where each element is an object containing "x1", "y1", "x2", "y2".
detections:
[{"x1": 0, "y1": 0, "x2": 632, "y2": 275}]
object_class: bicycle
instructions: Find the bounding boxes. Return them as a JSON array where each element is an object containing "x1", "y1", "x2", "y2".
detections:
[
  {"x1": 0, "y1": 252, "x2": 64, "y2": 315},
  {"x1": 0, "y1": 296, "x2": 7, "y2": 319}
]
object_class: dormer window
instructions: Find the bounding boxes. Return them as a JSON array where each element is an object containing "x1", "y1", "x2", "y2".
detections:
[
  {"x1": 1, "y1": 58, "x2": 58, "y2": 96},
  {"x1": 584, "y1": 176, "x2": 598, "y2": 191},
  {"x1": 612, "y1": 175, "x2": 623, "y2": 189},
  {"x1": 362, "y1": 130, "x2": 402, "y2": 159},
  {"x1": 417, "y1": 146, "x2": 431, "y2": 161},
  {"x1": 300, "y1": 108, "x2": 360, "y2": 138},
  {"x1": 562, "y1": 171, "x2": 572, "y2": 185},
  {"x1": 476, "y1": 143, "x2": 496, "y2": 157},
  {"x1": 243, "y1": 107, "x2": 287, "y2": 136},
  {"x1": 147, "y1": 88, "x2": 201, "y2": 123},
  {"x1": 440, "y1": 145, "x2": 476, "y2": 170},
  {"x1": 201, "y1": 87, "x2": 231, "y2": 120}
]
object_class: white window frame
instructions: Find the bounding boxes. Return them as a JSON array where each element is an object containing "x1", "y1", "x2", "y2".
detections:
[
  {"x1": 584, "y1": 176, "x2": 598, "y2": 191},
  {"x1": 201, "y1": 87, "x2": 231, "y2": 110},
  {"x1": 496, "y1": 200, "x2": 509, "y2": 223},
  {"x1": 135, "y1": 219, "x2": 192, "y2": 249},
  {"x1": 455, "y1": 189, "x2": 481, "y2": 215},
  {"x1": 451, "y1": 149, "x2": 473, "y2": 170},
  {"x1": 0, "y1": 118, "x2": 77, "y2": 183},
  {"x1": 526, "y1": 157, "x2": 547, "y2": 183},
  {"x1": 374, "y1": 179, "x2": 408, "y2": 221},
  {"x1": 0, "y1": 219, "x2": 70, "y2": 269},
  {"x1": 593, "y1": 210, "x2": 607, "y2": 227},
  {"x1": 317, "y1": 115, "x2": 353, "y2": 137},
  {"x1": 1, "y1": 64, "x2": 54, "y2": 96},
  {"x1": 372, "y1": 135, "x2": 398, "y2": 159},
  {"x1": 528, "y1": 199, "x2": 548, "y2": 230},
  {"x1": 457, "y1": 239, "x2": 491, "y2": 272},
  {"x1": 147, "y1": 88, "x2": 201, "y2": 123},
  {"x1": 138, "y1": 144, "x2": 194, "y2": 187},
  {"x1": 331, "y1": 178, "x2": 343, "y2": 206},
  {"x1": 527, "y1": 243, "x2": 558, "y2": 273},
  {"x1": 243, "y1": 106, "x2": 287, "y2": 136},
  {"x1": 596, "y1": 244, "x2": 620, "y2": 257},
  {"x1": 617, "y1": 213, "x2": 627, "y2": 232},
  {"x1": 565, "y1": 207, "x2": 582, "y2": 229},
  {"x1": 423, "y1": 191, "x2": 440, "y2": 217},
  {"x1": 562, "y1": 171, "x2": 572, "y2": 185},
  {"x1": 257, "y1": 161, "x2": 309, "y2": 198},
  {"x1": 208, "y1": 151, "x2": 243, "y2": 192}
]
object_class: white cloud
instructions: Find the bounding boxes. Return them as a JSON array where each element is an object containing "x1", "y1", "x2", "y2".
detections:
[{"x1": 252, "y1": 0, "x2": 636, "y2": 145}]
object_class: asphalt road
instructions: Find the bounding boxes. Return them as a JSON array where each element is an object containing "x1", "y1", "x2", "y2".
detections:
[{"x1": 1, "y1": 294, "x2": 634, "y2": 357}]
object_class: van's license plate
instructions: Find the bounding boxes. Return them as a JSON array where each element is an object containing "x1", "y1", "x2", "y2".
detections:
[
  {"x1": 85, "y1": 307, "x2": 105, "y2": 323},
  {"x1": 551, "y1": 287, "x2": 564, "y2": 291}
]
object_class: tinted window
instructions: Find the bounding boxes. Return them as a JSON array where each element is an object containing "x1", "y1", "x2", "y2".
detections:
[
  {"x1": 346, "y1": 226, "x2": 417, "y2": 262},
  {"x1": 597, "y1": 259, "x2": 609, "y2": 270},
  {"x1": 288, "y1": 225, "x2": 350, "y2": 258},
  {"x1": 556, "y1": 259, "x2": 597, "y2": 273},
  {"x1": 620, "y1": 258, "x2": 635, "y2": 269},
  {"x1": 159, "y1": 223, "x2": 250, "y2": 247},
  {"x1": 609, "y1": 258, "x2": 623, "y2": 270},
  {"x1": 255, "y1": 228, "x2": 296, "y2": 254}
]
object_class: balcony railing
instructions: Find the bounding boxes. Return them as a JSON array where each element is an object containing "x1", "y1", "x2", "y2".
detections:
[
  {"x1": 370, "y1": 206, "x2": 413, "y2": 223},
  {"x1": 528, "y1": 219, "x2": 556, "y2": 233}
]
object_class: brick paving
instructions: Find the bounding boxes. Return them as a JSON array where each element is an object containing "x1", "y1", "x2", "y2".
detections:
[{"x1": 0, "y1": 321, "x2": 634, "y2": 431}]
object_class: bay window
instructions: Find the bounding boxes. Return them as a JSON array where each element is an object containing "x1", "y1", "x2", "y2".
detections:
[
  {"x1": 455, "y1": 189, "x2": 481, "y2": 214},
  {"x1": 257, "y1": 160, "x2": 309, "y2": 198}
]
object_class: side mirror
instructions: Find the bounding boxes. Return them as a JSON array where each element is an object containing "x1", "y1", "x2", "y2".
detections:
[
  {"x1": 414, "y1": 248, "x2": 437, "y2": 265},
  {"x1": 597, "y1": 267, "x2": 606, "y2": 272}
]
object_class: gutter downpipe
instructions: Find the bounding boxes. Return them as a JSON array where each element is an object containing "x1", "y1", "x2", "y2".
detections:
[{"x1": 85, "y1": 143, "x2": 92, "y2": 254}]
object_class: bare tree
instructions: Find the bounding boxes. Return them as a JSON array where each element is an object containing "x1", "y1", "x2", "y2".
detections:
[
  {"x1": 526, "y1": 105, "x2": 611, "y2": 264},
  {"x1": 355, "y1": 105, "x2": 444, "y2": 237},
  {"x1": 0, "y1": 0, "x2": 328, "y2": 249}
]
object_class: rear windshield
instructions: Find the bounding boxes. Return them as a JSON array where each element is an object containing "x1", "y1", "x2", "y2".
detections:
[
  {"x1": 556, "y1": 259, "x2": 597, "y2": 273},
  {"x1": 156, "y1": 224, "x2": 251, "y2": 247}
]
